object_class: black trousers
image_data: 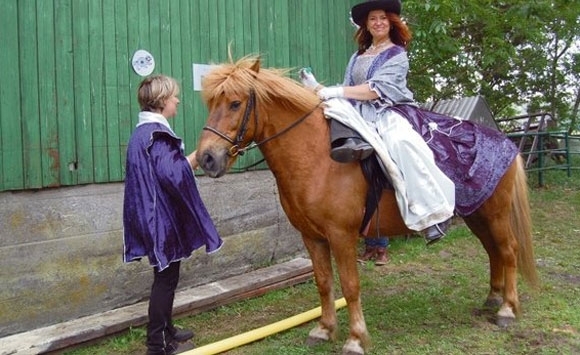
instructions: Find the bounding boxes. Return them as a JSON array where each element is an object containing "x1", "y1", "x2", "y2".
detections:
[
  {"x1": 146, "y1": 261, "x2": 180, "y2": 352},
  {"x1": 330, "y1": 119, "x2": 362, "y2": 144}
]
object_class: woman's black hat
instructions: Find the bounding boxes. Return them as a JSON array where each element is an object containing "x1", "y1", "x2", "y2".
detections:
[{"x1": 351, "y1": 0, "x2": 402, "y2": 26}]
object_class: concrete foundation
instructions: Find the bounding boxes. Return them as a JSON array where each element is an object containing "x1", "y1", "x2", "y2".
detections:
[{"x1": 0, "y1": 170, "x2": 305, "y2": 337}]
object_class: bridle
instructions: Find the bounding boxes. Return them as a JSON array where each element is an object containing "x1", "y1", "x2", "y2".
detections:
[
  {"x1": 202, "y1": 90, "x2": 258, "y2": 157},
  {"x1": 203, "y1": 89, "x2": 321, "y2": 157}
]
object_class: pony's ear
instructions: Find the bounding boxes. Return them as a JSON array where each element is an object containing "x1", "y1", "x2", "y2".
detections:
[{"x1": 250, "y1": 57, "x2": 261, "y2": 73}]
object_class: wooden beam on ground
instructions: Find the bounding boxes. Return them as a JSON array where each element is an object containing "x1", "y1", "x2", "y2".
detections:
[{"x1": 0, "y1": 258, "x2": 313, "y2": 355}]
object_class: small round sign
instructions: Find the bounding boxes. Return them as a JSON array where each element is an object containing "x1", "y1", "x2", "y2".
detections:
[{"x1": 131, "y1": 49, "x2": 155, "y2": 76}]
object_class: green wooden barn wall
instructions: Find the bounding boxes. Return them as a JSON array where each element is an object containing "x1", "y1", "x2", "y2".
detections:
[{"x1": 0, "y1": 0, "x2": 359, "y2": 191}]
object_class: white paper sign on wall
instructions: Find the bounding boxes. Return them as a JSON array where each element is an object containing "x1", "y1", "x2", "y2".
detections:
[
  {"x1": 192, "y1": 63, "x2": 216, "y2": 91},
  {"x1": 132, "y1": 49, "x2": 155, "y2": 76}
]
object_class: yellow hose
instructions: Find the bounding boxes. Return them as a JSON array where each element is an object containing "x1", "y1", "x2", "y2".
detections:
[{"x1": 184, "y1": 297, "x2": 347, "y2": 355}]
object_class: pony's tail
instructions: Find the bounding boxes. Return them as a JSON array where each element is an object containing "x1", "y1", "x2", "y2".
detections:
[{"x1": 512, "y1": 156, "x2": 540, "y2": 290}]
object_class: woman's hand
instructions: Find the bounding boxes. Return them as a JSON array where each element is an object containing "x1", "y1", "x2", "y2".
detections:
[
  {"x1": 299, "y1": 68, "x2": 322, "y2": 91},
  {"x1": 187, "y1": 151, "x2": 199, "y2": 170},
  {"x1": 318, "y1": 86, "x2": 345, "y2": 100}
]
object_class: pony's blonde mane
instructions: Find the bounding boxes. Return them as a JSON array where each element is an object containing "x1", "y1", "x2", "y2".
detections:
[{"x1": 201, "y1": 55, "x2": 320, "y2": 113}]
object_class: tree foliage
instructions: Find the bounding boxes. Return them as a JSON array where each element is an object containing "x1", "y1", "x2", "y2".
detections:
[{"x1": 404, "y1": 0, "x2": 580, "y2": 129}]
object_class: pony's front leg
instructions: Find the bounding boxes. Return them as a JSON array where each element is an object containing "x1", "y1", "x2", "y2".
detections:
[
  {"x1": 301, "y1": 236, "x2": 338, "y2": 345},
  {"x1": 332, "y1": 237, "x2": 369, "y2": 355}
]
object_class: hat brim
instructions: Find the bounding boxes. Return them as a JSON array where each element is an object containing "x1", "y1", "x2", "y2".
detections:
[{"x1": 351, "y1": 0, "x2": 401, "y2": 27}]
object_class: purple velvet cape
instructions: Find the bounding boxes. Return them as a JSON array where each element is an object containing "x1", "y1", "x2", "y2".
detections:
[{"x1": 123, "y1": 122, "x2": 223, "y2": 270}]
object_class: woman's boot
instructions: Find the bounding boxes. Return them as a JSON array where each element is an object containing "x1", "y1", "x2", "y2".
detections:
[
  {"x1": 374, "y1": 247, "x2": 390, "y2": 266},
  {"x1": 424, "y1": 218, "x2": 452, "y2": 245},
  {"x1": 357, "y1": 246, "x2": 376, "y2": 263}
]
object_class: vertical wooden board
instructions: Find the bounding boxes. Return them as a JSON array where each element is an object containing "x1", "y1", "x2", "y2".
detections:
[
  {"x1": 196, "y1": 0, "x2": 210, "y2": 62},
  {"x1": 317, "y1": 0, "x2": 332, "y2": 84},
  {"x1": 190, "y1": 0, "x2": 204, "y2": 64},
  {"x1": 72, "y1": 0, "x2": 94, "y2": 183},
  {"x1": 18, "y1": 0, "x2": 43, "y2": 188},
  {"x1": 300, "y1": 0, "x2": 315, "y2": 76},
  {"x1": 36, "y1": 0, "x2": 60, "y2": 187},
  {"x1": 327, "y1": 0, "x2": 339, "y2": 82},
  {"x1": 125, "y1": 1, "x2": 139, "y2": 125},
  {"x1": 287, "y1": 0, "x2": 301, "y2": 69},
  {"x1": 88, "y1": 0, "x2": 108, "y2": 183},
  {"x1": 154, "y1": 1, "x2": 170, "y2": 74},
  {"x1": 103, "y1": 0, "x2": 123, "y2": 181},
  {"x1": 301, "y1": 0, "x2": 314, "y2": 69},
  {"x1": 55, "y1": 0, "x2": 78, "y2": 186},
  {"x1": 224, "y1": 0, "x2": 237, "y2": 53},
  {"x1": 189, "y1": 0, "x2": 210, "y2": 161},
  {"x1": 257, "y1": 1, "x2": 274, "y2": 66},
  {"x1": 0, "y1": 0, "x2": 24, "y2": 190},
  {"x1": 322, "y1": 1, "x2": 336, "y2": 83},
  {"x1": 248, "y1": 0, "x2": 260, "y2": 55},
  {"x1": 189, "y1": 0, "x2": 204, "y2": 147},
  {"x1": 272, "y1": 0, "x2": 290, "y2": 67},
  {"x1": 115, "y1": 0, "x2": 132, "y2": 170},
  {"x1": 239, "y1": 0, "x2": 252, "y2": 54},
  {"x1": 214, "y1": 0, "x2": 231, "y2": 63},
  {"x1": 178, "y1": 0, "x2": 199, "y2": 151},
  {"x1": 327, "y1": 0, "x2": 346, "y2": 84},
  {"x1": 207, "y1": 0, "x2": 220, "y2": 62},
  {"x1": 168, "y1": 1, "x2": 186, "y2": 140},
  {"x1": 314, "y1": 0, "x2": 326, "y2": 74},
  {"x1": 129, "y1": 0, "x2": 151, "y2": 118}
]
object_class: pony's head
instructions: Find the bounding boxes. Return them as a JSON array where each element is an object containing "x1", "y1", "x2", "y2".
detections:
[{"x1": 197, "y1": 55, "x2": 319, "y2": 177}]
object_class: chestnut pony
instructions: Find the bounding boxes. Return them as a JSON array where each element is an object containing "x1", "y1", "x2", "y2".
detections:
[{"x1": 196, "y1": 56, "x2": 538, "y2": 355}]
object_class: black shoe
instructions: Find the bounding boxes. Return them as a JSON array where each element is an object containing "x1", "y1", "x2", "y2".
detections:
[
  {"x1": 330, "y1": 138, "x2": 374, "y2": 163},
  {"x1": 173, "y1": 328, "x2": 194, "y2": 343},
  {"x1": 146, "y1": 341, "x2": 195, "y2": 355},
  {"x1": 424, "y1": 219, "x2": 451, "y2": 245}
]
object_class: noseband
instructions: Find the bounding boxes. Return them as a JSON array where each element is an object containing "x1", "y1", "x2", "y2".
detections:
[{"x1": 203, "y1": 89, "x2": 321, "y2": 157}]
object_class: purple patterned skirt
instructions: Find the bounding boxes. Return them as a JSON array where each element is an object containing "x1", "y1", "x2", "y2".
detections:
[{"x1": 392, "y1": 105, "x2": 519, "y2": 216}]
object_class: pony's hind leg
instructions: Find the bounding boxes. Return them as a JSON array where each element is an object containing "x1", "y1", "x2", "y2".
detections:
[
  {"x1": 301, "y1": 236, "x2": 339, "y2": 345},
  {"x1": 464, "y1": 164, "x2": 521, "y2": 327}
]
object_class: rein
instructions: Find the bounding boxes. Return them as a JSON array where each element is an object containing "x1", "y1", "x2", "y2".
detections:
[{"x1": 203, "y1": 89, "x2": 322, "y2": 157}]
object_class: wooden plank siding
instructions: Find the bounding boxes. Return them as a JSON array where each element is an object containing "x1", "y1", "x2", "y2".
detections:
[
  {"x1": 0, "y1": 0, "x2": 359, "y2": 192},
  {"x1": 0, "y1": 0, "x2": 25, "y2": 190}
]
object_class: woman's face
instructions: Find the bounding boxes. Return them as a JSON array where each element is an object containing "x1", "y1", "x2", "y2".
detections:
[
  {"x1": 366, "y1": 9, "x2": 390, "y2": 40},
  {"x1": 161, "y1": 94, "x2": 180, "y2": 119}
]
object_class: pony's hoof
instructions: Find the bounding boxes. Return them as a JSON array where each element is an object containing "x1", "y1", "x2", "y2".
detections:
[
  {"x1": 496, "y1": 304, "x2": 516, "y2": 328},
  {"x1": 307, "y1": 325, "x2": 332, "y2": 346},
  {"x1": 496, "y1": 315, "x2": 515, "y2": 328},
  {"x1": 342, "y1": 339, "x2": 365, "y2": 355}
]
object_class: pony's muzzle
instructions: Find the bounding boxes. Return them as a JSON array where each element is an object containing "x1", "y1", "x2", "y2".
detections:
[{"x1": 198, "y1": 149, "x2": 228, "y2": 178}]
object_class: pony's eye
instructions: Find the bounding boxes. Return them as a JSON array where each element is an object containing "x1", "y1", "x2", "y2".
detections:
[{"x1": 230, "y1": 101, "x2": 241, "y2": 111}]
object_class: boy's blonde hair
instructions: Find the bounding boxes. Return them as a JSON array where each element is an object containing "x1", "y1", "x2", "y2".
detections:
[{"x1": 137, "y1": 75, "x2": 180, "y2": 112}]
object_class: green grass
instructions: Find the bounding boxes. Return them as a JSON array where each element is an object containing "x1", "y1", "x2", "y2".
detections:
[{"x1": 62, "y1": 169, "x2": 580, "y2": 354}]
